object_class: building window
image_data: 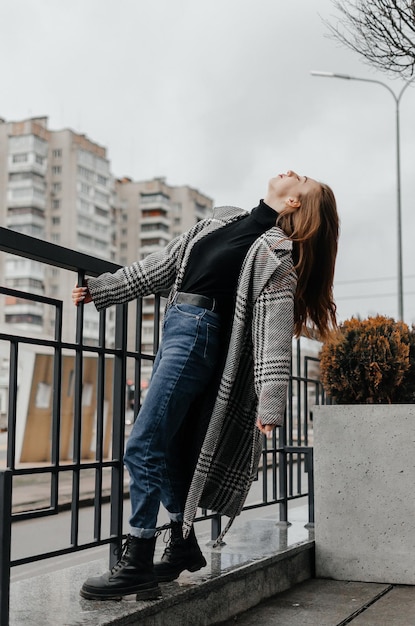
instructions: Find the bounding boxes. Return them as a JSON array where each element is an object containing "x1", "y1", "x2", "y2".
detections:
[
  {"x1": 52, "y1": 217, "x2": 60, "y2": 225},
  {"x1": 52, "y1": 182, "x2": 62, "y2": 193},
  {"x1": 10, "y1": 223, "x2": 44, "y2": 237},
  {"x1": 94, "y1": 205, "x2": 108, "y2": 217},
  {"x1": 52, "y1": 149, "x2": 62, "y2": 158},
  {"x1": 35, "y1": 154, "x2": 44, "y2": 165},
  {"x1": 52, "y1": 166, "x2": 61, "y2": 175},
  {"x1": 12, "y1": 188, "x2": 31, "y2": 199},
  {"x1": 140, "y1": 193, "x2": 170, "y2": 204},
  {"x1": 9, "y1": 277, "x2": 43, "y2": 290},
  {"x1": 52, "y1": 199, "x2": 60, "y2": 209},
  {"x1": 5, "y1": 314, "x2": 43, "y2": 325},
  {"x1": 142, "y1": 208, "x2": 168, "y2": 218},
  {"x1": 77, "y1": 165, "x2": 94, "y2": 181},
  {"x1": 33, "y1": 188, "x2": 45, "y2": 200},
  {"x1": 7, "y1": 206, "x2": 44, "y2": 218},
  {"x1": 141, "y1": 223, "x2": 169, "y2": 233},
  {"x1": 97, "y1": 174, "x2": 108, "y2": 186},
  {"x1": 12, "y1": 153, "x2": 28, "y2": 163},
  {"x1": 94, "y1": 190, "x2": 108, "y2": 204},
  {"x1": 79, "y1": 199, "x2": 90, "y2": 212},
  {"x1": 9, "y1": 171, "x2": 32, "y2": 182},
  {"x1": 140, "y1": 238, "x2": 165, "y2": 247}
]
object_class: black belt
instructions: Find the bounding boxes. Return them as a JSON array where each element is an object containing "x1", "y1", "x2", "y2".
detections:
[{"x1": 174, "y1": 292, "x2": 217, "y2": 311}]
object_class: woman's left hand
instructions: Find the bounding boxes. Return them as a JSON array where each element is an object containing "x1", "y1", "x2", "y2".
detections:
[{"x1": 256, "y1": 419, "x2": 276, "y2": 436}]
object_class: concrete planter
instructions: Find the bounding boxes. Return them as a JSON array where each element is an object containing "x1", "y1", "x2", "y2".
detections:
[{"x1": 313, "y1": 404, "x2": 415, "y2": 585}]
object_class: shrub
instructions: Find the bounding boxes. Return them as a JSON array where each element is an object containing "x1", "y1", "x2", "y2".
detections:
[{"x1": 319, "y1": 315, "x2": 415, "y2": 404}]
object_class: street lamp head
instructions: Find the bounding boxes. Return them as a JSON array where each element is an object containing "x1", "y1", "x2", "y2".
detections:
[{"x1": 310, "y1": 71, "x2": 352, "y2": 79}]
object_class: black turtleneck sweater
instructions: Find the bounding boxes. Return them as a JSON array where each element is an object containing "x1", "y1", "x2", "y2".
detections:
[{"x1": 180, "y1": 200, "x2": 278, "y2": 323}]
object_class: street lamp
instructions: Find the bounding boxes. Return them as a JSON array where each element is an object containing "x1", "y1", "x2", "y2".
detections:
[{"x1": 310, "y1": 70, "x2": 414, "y2": 321}]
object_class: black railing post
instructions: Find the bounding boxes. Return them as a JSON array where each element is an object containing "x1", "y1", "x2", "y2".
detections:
[
  {"x1": 109, "y1": 303, "x2": 128, "y2": 568},
  {"x1": 93, "y1": 309, "x2": 107, "y2": 541},
  {"x1": 283, "y1": 446, "x2": 314, "y2": 528},
  {"x1": 278, "y1": 420, "x2": 289, "y2": 526},
  {"x1": 304, "y1": 447, "x2": 314, "y2": 528},
  {"x1": 210, "y1": 513, "x2": 222, "y2": 542},
  {"x1": 0, "y1": 469, "x2": 12, "y2": 626},
  {"x1": 70, "y1": 272, "x2": 86, "y2": 547}
]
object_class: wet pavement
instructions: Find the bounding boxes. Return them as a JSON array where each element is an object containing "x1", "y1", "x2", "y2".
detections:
[{"x1": 10, "y1": 509, "x2": 314, "y2": 625}]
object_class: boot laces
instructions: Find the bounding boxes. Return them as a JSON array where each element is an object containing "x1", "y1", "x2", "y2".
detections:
[
  {"x1": 162, "y1": 528, "x2": 174, "y2": 556},
  {"x1": 111, "y1": 535, "x2": 132, "y2": 573},
  {"x1": 110, "y1": 525, "x2": 171, "y2": 572},
  {"x1": 161, "y1": 524, "x2": 184, "y2": 556}
]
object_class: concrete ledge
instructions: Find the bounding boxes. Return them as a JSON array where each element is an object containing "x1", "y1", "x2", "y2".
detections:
[{"x1": 10, "y1": 515, "x2": 314, "y2": 625}]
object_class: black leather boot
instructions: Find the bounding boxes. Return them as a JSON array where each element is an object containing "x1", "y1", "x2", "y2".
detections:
[
  {"x1": 154, "y1": 522, "x2": 207, "y2": 582},
  {"x1": 80, "y1": 535, "x2": 161, "y2": 601}
]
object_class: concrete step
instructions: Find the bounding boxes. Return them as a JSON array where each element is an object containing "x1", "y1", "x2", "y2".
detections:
[{"x1": 9, "y1": 515, "x2": 314, "y2": 625}]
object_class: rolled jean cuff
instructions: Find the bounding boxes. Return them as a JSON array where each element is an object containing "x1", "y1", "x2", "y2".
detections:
[
  {"x1": 168, "y1": 512, "x2": 183, "y2": 523},
  {"x1": 130, "y1": 526, "x2": 157, "y2": 539}
]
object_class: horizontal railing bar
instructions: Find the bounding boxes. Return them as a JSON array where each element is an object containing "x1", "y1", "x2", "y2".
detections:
[
  {"x1": 12, "y1": 491, "x2": 132, "y2": 523},
  {"x1": 290, "y1": 374, "x2": 321, "y2": 385},
  {"x1": 0, "y1": 333, "x2": 119, "y2": 354},
  {"x1": 0, "y1": 227, "x2": 120, "y2": 276},
  {"x1": 0, "y1": 335, "x2": 157, "y2": 363},
  {"x1": 10, "y1": 537, "x2": 117, "y2": 568},
  {"x1": 11, "y1": 507, "x2": 59, "y2": 522},
  {"x1": 0, "y1": 286, "x2": 62, "y2": 307},
  {"x1": 11, "y1": 461, "x2": 118, "y2": 476}
]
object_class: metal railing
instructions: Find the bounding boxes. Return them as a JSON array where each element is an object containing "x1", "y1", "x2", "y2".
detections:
[{"x1": 0, "y1": 227, "x2": 329, "y2": 624}]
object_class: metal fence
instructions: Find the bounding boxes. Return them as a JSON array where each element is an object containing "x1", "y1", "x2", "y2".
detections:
[{"x1": 0, "y1": 227, "x2": 329, "y2": 624}]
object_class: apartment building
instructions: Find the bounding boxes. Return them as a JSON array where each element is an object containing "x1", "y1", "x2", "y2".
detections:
[
  {"x1": 0, "y1": 116, "x2": 112, "y2": 344},
  {"x1": 113, "y1": 176, "x2": 212, "y2": 386},
  {"x1": 0, "y1": 116, "x2": 213, "y2": 369}
]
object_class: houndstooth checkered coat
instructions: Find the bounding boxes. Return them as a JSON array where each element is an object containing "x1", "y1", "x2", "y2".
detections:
[{"x1": 87, "y1": 205, "x2": 296, "y2": 540}]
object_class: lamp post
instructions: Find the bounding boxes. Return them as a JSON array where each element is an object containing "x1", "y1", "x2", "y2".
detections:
[{"x1": 310, "y1": 70, "x2": 414, "y2": 321}]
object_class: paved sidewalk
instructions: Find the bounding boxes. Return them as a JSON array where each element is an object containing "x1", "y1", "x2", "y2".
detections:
[{"x1": 217, "y1": 579, "x2": 415, "y2": 626}]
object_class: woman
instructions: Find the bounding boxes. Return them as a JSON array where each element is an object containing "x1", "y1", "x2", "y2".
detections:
[{"x1": 73, "y1": 170, "x2": 339, "y2": 601}]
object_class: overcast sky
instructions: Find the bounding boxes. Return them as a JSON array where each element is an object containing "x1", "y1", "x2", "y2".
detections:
[{"x1": 1, "y1": 0, "x2": 415, "y2": 325}]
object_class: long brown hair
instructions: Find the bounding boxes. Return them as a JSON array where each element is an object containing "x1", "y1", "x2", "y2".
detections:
[{"x1": 277, "y1": 182, "x2": 339, "y2": 339}]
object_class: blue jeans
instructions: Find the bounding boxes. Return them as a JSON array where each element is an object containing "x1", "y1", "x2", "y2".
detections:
[{"x1": 124, "y1": 302, "x2": 221, "y2": 538}]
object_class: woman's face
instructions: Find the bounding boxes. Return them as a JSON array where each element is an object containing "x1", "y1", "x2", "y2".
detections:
[{"x1": 268, "y1": 170, "x2": 320, "y2": 201}]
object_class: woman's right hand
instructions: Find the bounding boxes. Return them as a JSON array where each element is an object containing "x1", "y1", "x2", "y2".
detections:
[{"x1": 72, "y1": 284, "x2": 92, "y2": 306}]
